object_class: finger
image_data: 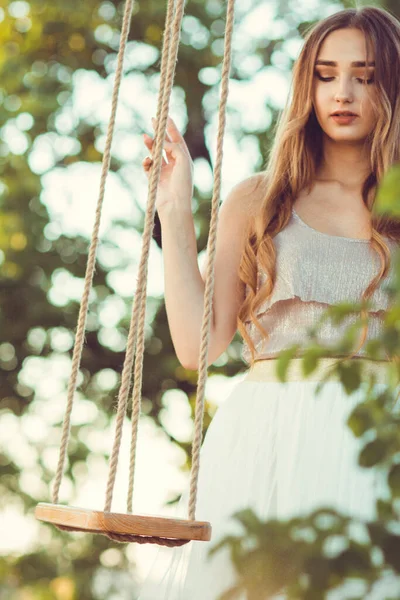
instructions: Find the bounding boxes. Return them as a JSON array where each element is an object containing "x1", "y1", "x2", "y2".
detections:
[
  {"x1": 142, "y1": 149, "x2": 168, "y2": 167},
  {"x1": 151, "y1": 116, "x2": 190, "y2": 156},
  {"x1": 151, "y1": 117, "x2": 173, "y2": 143},
  {"x1": 151, "y1": 116, "x2": 190, "y2": 157},
  {"x1": 143, "y1": 133, "x2": 154, "y2": 149},
  {"x1": 165, "y1": 116, "x2": 190, "y2": 155},
  {"x1": 143, "y1": 132, "x2": 170, "y2": 160}
]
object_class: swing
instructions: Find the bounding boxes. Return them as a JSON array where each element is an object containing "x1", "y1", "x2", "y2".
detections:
[{"x1": 35, "y1": 0, "x2": 236, "y2": 546}]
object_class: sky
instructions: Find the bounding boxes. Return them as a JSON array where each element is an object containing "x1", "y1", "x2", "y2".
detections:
[{"x1": 0, "y1": 0, "x2": 343, "y2": 594}]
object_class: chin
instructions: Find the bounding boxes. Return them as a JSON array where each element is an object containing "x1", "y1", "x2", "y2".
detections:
[{"x1": 325, "y1": 128, "x2": 367, "y2": 141}]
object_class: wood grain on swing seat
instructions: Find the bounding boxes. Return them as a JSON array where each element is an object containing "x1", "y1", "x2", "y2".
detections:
[{"x1": 35, "y1": 503, "x2": 212, "y2": 542}]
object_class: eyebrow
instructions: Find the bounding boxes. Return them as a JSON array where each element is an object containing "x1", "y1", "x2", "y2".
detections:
[{"x1": 315, "y1": 60, "x2": 375, "y2": 67}]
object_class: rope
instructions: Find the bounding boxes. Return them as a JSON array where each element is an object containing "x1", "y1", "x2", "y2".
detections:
[
  {"x1": 187, "y1": 0, "x2": 235, "y2": 522},
  {"x1": 51, "y1": 0, "x2": 236, "y2": 545},
  {"x1": 56, "y1": 523, "x2": 188, "y2": 546},
  {"x1": 51, "y1": 0, "x2": 136, "y2": 506},
  {"x1": 103, "y1": 0, "x2": 187, "y2": 519},
  {"x1": 125, "y1": 0, "x2": 186, "y2": 515}
]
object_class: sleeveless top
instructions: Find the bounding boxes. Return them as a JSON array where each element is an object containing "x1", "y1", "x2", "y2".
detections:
[{"x1": 241, "y1": 206, "x2": 399, "y2": 364}]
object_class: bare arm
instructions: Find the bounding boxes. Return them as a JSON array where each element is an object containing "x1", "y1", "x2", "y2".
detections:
[{"x1": 159, "y1": 173, "x2": 264, "y2": 369}]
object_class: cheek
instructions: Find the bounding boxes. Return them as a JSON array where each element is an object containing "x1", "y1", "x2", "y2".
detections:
[
  {"x1": 359, "y1": 92, "x2": 377, "y2": 123},
  {"x1": 313, "y1": 86, "x2": 327, "y2": 117}
]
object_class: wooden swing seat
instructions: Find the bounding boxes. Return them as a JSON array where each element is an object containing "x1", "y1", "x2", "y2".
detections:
[{"x1": 35, "y1": 503, "x2": 212, "y2": 545}]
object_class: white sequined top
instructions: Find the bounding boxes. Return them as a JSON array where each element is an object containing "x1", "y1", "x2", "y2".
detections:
[{"x1": 241, "y1": 206, "x2": 399, "y2": 364}]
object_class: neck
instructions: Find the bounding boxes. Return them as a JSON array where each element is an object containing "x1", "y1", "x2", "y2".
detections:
[{"x1": 316, "y1": 136, "x2": 371, "y2": 192}]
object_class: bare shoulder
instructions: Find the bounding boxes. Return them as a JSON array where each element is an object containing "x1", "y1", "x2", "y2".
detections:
[{"x1": 222, "y1": 172, "x2": 267, "y2": 219}]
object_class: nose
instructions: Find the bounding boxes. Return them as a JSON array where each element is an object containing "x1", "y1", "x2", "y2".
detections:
[{"x1": 334, "y1": 76, "x2": 354, "y2": 103}]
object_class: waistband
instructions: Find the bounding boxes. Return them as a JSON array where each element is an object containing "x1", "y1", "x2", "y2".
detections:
[{"x1": 244, "y1": 356, "x2": 389, "y2": 384}]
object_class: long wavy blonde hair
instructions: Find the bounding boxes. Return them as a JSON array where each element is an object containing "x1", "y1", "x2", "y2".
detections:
[{"x1": 237, "y1": 6, "x2": 400, "y2": 367}]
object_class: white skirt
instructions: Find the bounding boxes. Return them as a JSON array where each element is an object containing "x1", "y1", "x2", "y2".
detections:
[{"x1": 136, "y1": 358, "x2": 400, "y2": 600}]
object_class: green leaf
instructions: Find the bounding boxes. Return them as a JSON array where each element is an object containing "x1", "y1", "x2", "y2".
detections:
[
  {"x1": 375, "y1": 165, "x2": 400, "y2": 216},
  {"x1": 347, "y1": 403, "x2": 374, "y2": 437},
  {"x1": 275, "y1": 345, "x2": 301, "y2": 382},
  {"x1": 382, "y1": 328, "x2": 400, "y2": 354},
  {"x1": 388, "y1": 464, "x2": 400, "y2": 498},
  {"x1": 359, "y1": 438, "x2": 388, "y2": 468},
  {"x1": 229, "y1": 508, "x2": 263, "y2": 536},
  {"x1": 376, "y1": 498, "x2": 396, "y2": 521},
  {"x1": 337, "y1": 361, "x2": 362, "y2": 394},
  {"x1": 302, "y1": 347, "x2": 325, "y2": 376}
]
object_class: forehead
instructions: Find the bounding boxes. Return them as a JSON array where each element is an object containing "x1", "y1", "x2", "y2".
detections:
[{"x1": 316, "y1": 28, "x2": 375, "y2": 65}]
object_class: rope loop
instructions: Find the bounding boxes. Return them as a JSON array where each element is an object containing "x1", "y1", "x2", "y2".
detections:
[{"x1": 54, "y1": 524, "x2": 189, "y2": 546}]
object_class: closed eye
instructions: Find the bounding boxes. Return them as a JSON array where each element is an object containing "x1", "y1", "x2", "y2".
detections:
[{"x1": 315, "y1": 73, "x2": 374, "y2": 84}]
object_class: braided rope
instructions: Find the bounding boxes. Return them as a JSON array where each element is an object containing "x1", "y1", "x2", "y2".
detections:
[
  {"x1": 51, "y1": 0, "x2": 236, "y2": 545},
  {"x1": 56, "y1": 523, "x2": 188, "y2": 546},
  {"x1": 124, "y1": 0, "x2": 186, "y2": 516},
  {"x1": 186, "y1": 0, "x2": 235, "y2": 523},
  {"x1": 52, "y1": 0, "x2": 136, "y2": 506}
]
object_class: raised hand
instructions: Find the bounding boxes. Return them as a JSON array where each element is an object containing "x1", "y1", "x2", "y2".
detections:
[{"x1": 142, "y1": 115, "x2": 194, "y2": 213}]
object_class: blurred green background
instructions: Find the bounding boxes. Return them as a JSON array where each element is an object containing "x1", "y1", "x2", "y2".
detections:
[{"x1": 1, "y1": 0, "x2": 399, "y2": 598}]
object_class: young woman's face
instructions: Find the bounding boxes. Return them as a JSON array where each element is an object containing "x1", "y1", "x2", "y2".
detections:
[{"x1": 312, "y1": 28, "x2": 377, "y2": 143}]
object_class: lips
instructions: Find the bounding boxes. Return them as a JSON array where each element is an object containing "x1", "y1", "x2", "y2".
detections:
[{"x1": 331, "y1": 111, "x2": 358, "y2": 117}]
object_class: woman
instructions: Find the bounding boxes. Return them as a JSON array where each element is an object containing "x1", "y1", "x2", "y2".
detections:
[{"x1": 137, "y1": 6, "x2": 400, "y2": 599}]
